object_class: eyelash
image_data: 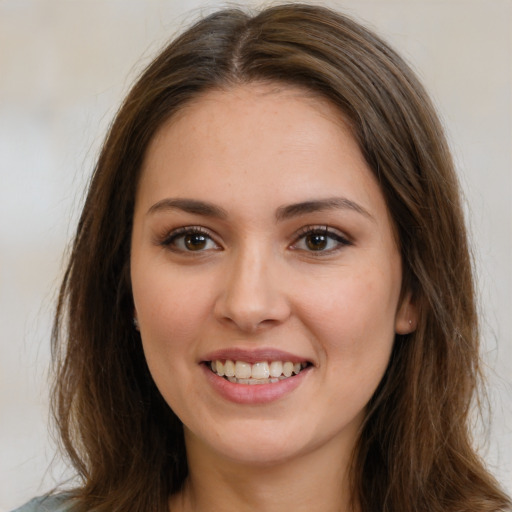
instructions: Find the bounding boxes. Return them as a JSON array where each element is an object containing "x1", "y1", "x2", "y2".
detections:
[
  {"x1": 291, "y1": 225, "x2": 352, "y2": 254},
  {"x1": 159, "y1": 226, "x2": 220, "y2": 253},
  {"x1": 158, "y1": 225, "x2": 352, "y2": 254}
]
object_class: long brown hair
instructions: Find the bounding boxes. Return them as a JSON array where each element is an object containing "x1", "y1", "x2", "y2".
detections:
[{"x1": 52, "y1": 4, "x2": 511, "y2": 511}]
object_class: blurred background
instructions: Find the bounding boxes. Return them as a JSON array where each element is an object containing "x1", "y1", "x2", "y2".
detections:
[{"x1": 0, "y1": 0, "x2": 510, "y2": 510}]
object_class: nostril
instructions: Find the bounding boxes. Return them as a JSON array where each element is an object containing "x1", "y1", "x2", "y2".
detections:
[{"x1": 216, "y1": 313, "x2": 285, "y2": 334}]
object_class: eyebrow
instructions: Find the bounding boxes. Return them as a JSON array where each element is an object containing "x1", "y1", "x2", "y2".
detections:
[
  {"x1": 147, "y1": 198, "x2": 228, "y2": 219},
  {"x1": 275, "y1": 197, "x2": 374, "y2": 222},
  {"x1": 147, "y1": 196, "x2": 373, "y2": 222}
]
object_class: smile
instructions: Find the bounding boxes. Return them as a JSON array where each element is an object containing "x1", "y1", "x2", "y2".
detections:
[{"x1": 209, "y1": 360, "x2": 310, "y2": 384}]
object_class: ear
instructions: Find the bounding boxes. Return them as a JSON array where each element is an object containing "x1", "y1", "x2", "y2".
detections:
[{"x1": 395, "y1": 291, "x2": 417, "y2": 334}]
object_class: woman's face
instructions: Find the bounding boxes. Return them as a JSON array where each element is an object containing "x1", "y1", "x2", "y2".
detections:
[{"x1": 131, "y1": 84, "x2": 415, "y2": 467}]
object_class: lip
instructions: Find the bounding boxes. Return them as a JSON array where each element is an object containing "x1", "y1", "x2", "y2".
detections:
[
  {"x1": 201, "y1": 347, "x2": 311, "y2": 365},
  {"x1": 201, "y1": 362, "x2": 312, "y2": 404}
]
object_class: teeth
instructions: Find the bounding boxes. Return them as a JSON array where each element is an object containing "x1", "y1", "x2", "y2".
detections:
[
  {"x1": 224, "y1": 360, "x2": 235, "y2": 377},
  {"x1": 251, "y1": 362, "x2": 270, "y2": 379},
  {"x1": 210, "y1": 359, "x2": 309, "y2": 382},
  {"x1": 283, "y1": 362, "x2": 294, "y2": 377},
  {"x1": 235, "y1": 361, "x2": 251, "y2": 379},
  {"x1": 226, "y1": 376, "x2": 286, "y2": 384},
  {"x1": 269, "y1": 361, "x2": 283, "y2": 378}
]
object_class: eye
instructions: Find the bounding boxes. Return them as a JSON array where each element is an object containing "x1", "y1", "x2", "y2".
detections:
[
  {"x1": 291, "y1": 226, "x2": 351, "y2": 253},
  {"x1": 161, "y1": 227, "x2": 220, "y2": 252}
]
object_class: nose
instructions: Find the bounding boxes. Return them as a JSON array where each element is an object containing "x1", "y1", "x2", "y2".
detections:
[{"x1": 213, "y1": 244, "x2": 291, "y2": 333}]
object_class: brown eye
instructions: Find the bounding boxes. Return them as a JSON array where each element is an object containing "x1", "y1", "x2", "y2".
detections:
[
  {"x1": 184, "y1": 233, "x2": 208, "y2": 251},
  {"x1": 305, "y1": 233, "x2": 328, "y2": 251},
  {"x1": 162, "y1": 227, "x2": 220, "y2": 252},
  {"x1": 291, "y1": 226, "x2": 351, "y2": 254}
]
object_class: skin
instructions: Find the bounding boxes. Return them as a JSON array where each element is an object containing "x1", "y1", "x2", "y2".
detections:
[{"x1": 130, "y1": 83, "x2": 416, "y2": 512}]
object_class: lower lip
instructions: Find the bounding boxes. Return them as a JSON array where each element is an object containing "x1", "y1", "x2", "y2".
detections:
[{"x1": 202, "y1": 364, "x2": 311, "y2": 404}]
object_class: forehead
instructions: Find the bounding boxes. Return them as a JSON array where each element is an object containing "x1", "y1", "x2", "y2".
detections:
[
  {"x1": 146, "y1": 83, "x2": 351, "y2": 162},
  {"x1": 166, "y1": 82, "x2": 349, "y2": 132},
  {"x1": 139, "y1": 83, "x2": 375, "y2": 197},
  {"x1": 135, "y1": 81, "x2": 398, "y2": 252}
]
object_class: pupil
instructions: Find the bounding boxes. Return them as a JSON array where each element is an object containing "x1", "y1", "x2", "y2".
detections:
[
  {"x1": 185, "y1": 234, "x2": 207, "y2": 250},
  {"x1": 306, "y1": 233, "x2": 327, "y2": 250}
]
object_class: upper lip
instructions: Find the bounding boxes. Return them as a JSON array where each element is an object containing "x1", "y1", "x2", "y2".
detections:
[{"x1": 201, "y1": 348, "x2": 312, "y2": 365}]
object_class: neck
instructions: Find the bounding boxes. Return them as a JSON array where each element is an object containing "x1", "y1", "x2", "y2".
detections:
[{"x1": 169, "y1": 431, "x2": 359, "y2": 512}]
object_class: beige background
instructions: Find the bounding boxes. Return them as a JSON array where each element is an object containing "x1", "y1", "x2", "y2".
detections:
[{"x1": 1, "y1": 0, "x2": 510, "y2": 509}]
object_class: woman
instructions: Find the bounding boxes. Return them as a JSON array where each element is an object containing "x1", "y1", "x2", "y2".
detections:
[{"x1": 14, "y1": 3, "x2": 511, "y2": 512}]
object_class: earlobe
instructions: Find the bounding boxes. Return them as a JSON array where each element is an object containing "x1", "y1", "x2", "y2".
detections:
[
  {"x1": 395, "y1": 292, "x2": 417, "y2": 334},
  {"x1": 133, "y1": 309, "x2": 140, "y2": 331}
]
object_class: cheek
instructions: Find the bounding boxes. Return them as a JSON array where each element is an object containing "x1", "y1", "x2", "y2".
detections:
[
  {"x1": 132, "y1": 268, "x2": 216, "y2": 409},
  {"x1": 133, "y1": 265, "x2": 215, "y2": 343},
  {"x1": 296, "y1": 269, "x2": 399, "y2": 375},
  {"x1": 300, "y1": 269, "x2": 399, "y2": 336}
]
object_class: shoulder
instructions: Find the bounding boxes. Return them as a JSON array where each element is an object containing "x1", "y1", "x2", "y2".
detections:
[{"x1": 11, "y1": 494, "x2": 72, "y2": 512}]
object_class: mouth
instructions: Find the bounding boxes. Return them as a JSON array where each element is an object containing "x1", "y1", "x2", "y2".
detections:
[{"x1": 206, "y1": 359, "x2": 311, "y2": 385}]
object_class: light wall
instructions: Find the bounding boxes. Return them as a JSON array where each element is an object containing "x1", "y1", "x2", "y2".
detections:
[{"x1": 1, "y1": 1, "x2": 510, "y2": 509}]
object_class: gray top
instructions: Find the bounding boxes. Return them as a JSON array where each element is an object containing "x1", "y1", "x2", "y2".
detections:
[{"x1": 11, "y1": 495, "x2": 71, "y2": 512}]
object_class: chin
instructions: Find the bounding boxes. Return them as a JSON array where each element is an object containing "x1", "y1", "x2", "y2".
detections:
[
  {"x1": 217, "y1": 439, "x2": 306, "y2": 467},
  {"x1": 185, "y1": 418, "x2": 316, "y2": 467}
]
